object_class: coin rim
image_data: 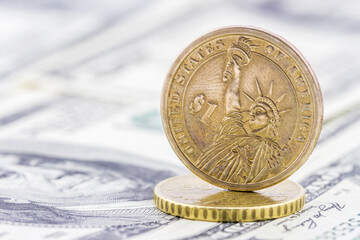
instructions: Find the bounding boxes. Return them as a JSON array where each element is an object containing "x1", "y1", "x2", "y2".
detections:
[
  {"x1": 161, "y1": 26, "x2": 323, "y2": 191},
  {"x1": 154, "y1": 175, "x2": 305, "y2": 222}
]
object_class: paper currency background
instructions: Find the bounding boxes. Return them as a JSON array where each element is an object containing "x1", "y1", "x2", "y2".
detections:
[{"x1": 0, "y1": 0, "x2": 359, "y2": 239}]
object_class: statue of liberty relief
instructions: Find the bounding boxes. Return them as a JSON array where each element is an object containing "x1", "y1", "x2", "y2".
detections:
[{"x1": 196, "y1": 37, "x2": 290, "y2": 184}]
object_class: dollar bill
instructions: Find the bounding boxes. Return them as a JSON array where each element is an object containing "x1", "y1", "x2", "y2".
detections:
[{"x1": 0, "y1": 0, "x2": 359, "y2": 239}]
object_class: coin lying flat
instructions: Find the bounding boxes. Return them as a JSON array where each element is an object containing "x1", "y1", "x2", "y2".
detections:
[
  {"x1": 161, "y1": 26, "x2": 323, "y2": 191},
  {"x1": 154, "y1": 175, "x2": 305, "y2": 222}
]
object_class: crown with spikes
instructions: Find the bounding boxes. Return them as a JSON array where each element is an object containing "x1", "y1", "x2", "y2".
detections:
[
  {"x1": 230, "y1": 36, "x2": 259, "y2": 59},
  {"x1": 242, "y1": 78, "x2": 291, "y2": 123}
]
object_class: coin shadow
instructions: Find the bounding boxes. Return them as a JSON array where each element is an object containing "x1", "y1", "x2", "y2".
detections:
[{"x1": 198, "y1": 190, "x2": 278, "y2": 207}]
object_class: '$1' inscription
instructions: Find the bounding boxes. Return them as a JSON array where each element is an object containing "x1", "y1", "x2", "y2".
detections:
[{"x1": 189, "y1": 94, "x2": 217, "y2": 126}]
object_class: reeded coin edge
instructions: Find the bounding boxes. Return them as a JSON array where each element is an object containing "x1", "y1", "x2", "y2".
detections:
[
  {"x1": 153, "y1": 178, "x2": 305, "y2": 222},
  {"x1": 161, "y1": 26, "x2": 323, "y2": 191}
]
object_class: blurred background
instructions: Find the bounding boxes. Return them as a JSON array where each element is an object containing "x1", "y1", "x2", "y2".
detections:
[
  {"x1": 0, "y1": 0, "x2": 360, "y2": 239},
  {"x1": 1, "y1": 0, "x2": 360, "y2": 163}
]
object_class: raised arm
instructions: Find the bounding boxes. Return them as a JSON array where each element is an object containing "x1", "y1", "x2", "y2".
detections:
[{"x1": 224, "y1": 61, "x2": 242, "y2": 115}]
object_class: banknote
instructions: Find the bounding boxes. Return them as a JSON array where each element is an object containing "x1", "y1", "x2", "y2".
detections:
[
  {"x1": 0, "y1": 103, "x2": 358, "y2": 240},
  {"x1": 0, "y1": 0, "x2": 359, "y2": 239},
  {"x1": 0, "y1": 140, "x2": 182, "y2": 238}
]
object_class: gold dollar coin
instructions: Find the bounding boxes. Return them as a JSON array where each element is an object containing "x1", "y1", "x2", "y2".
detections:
[
  {"x1": 161, "y1": 26, "x2": 323, "y2": 191},
  {"x1": 154, "y1": 175, "x2": 305, "y2": 222}
]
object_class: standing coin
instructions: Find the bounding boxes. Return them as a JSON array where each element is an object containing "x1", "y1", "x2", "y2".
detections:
[
  {"x1": 161, "y1": 27, "x2": 323, "y2": 191},
  {"x1": 154, "y1": 175, "x2": 305, "y2": 222}
]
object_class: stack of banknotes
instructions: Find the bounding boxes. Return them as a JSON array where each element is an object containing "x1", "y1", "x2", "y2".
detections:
[{"x1": 0, "y1": 0, "x2": 359, "y2": 239}]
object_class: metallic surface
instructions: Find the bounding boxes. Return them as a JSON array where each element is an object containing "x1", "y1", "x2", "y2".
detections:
[
  {"x1": 154, "y1": 175, "x2": 305, "y2": 222},
  {"x1": 161, "y1": 27, "x2": 323, "y2": 191}
]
